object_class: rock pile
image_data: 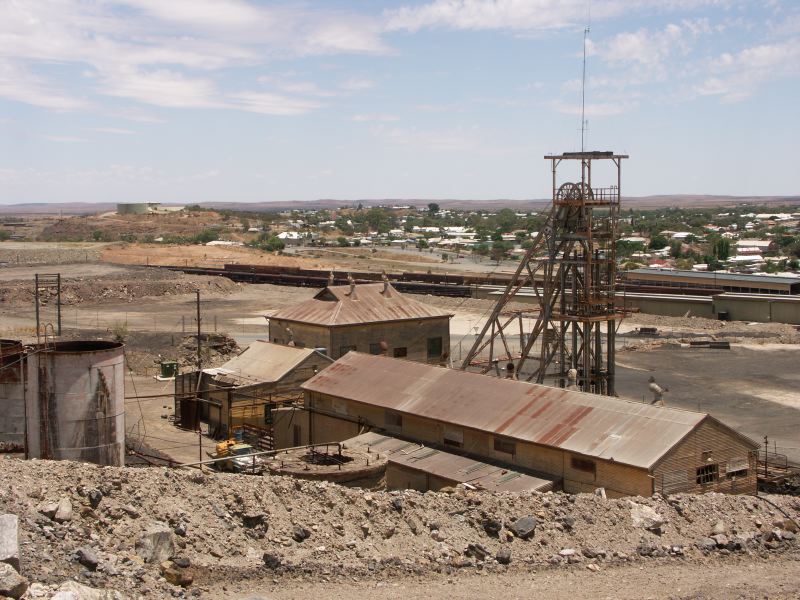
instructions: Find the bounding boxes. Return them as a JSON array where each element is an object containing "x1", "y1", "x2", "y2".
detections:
[
  {"x1": 0, "y1": 458, "x2": 797, "y2": 598},
  {"x1": 0, "y1": 270, "x2": 238, "y2": 308}
]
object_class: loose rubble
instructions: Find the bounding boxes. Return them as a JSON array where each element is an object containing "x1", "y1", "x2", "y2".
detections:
[{"x1": 0, "y1": 458, "x2": 798, "y2": 598}]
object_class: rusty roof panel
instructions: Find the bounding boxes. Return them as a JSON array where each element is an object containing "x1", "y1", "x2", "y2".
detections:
[
  {"x1": 343, "y1": 432, "x2": 555, "y2": 493},
  {"x1": 301, "y1": 352, "x2": 730, "y2": 470},
  {"x1": 268, "y1": 283, "x2": 453, "y2": 327}
]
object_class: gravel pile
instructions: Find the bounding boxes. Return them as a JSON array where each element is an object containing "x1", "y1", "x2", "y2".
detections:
[
  {"x1": 0, "y1": 246, "x2": 102, "y2": 265},
  {"x1": 0, "y1": 458, "x2": 798, "y2": 598},
  {"x1": 0, "y1": 271, "x2": 238, "y2": 308}
]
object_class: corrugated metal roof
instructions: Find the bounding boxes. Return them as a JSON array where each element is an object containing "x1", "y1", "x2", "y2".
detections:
[
  {"x1": 211, "y1": 341, "x2": 328, "y2": 387},
  {"x1": 268, "y1": 283, "x2": 453, "y2": 327},
  {"x1": 627, "y1": 268, "x2": 800, "y2": 286},
  {"x1": 302, "y1": 353, "x2": 717, "y2": 470},
  {"x1": 343, "y1": 432, "x2": 555, "y2": 493}
]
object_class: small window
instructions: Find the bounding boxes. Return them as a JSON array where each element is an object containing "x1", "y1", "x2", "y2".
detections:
[
  {"x1": 726, "y1": 457, "x2": 748, "y2": 478},
  {"x1": 494, "y1": 437, "x2": 515, "y2": 456},
  {"x1": 696, "y1": 463, "x2": 719, "y2": 485},
  {"x1": 393, "y1": 347, "x2": 407, "y2": 358},
  {"x1": 385, "y1": 410, "x2": 403, "y2": 429},
  {"x1": 339, "y1": 345, "x2": 357, "y2": 357},
  {"x1": 369, "y1": 343, "x2": 382, "y2": 355},
  {"x1": 427, "y1": 337, "x2": 443, "y2": 359},
  {"x1": 570, "y1": 456, "x2": 596, "y2": 475}
]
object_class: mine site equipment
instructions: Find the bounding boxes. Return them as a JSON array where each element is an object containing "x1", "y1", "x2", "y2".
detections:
[
  {"x1": 461, "y1": 151, "x2": 627, "y2": 395},
  {"x1": 209, "y1": 439, "x2": 264, "y2": 474},
  {"x1": 25, "y1": 340, "x2": 125, "y2": 466},
  {"x1": 34, "y1": 273, "x2": 62, "y2": 339}
]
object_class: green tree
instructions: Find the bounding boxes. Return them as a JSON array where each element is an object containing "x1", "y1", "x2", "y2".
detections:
[
  {"x1": 418, "y1": 239, "x2": 429, "y2": 250},
  {"x1": 336, "y1": 236, "x2": 350, "y2": 247},
  {"x1": 427, "y1": 203, "x2": 440, "y2": 215},
  {"x1": 616, "y1": 240, "x2": 644, "y2": 258},
  {"x1": 709, "y1": 235, "x2": 731, "y2": 260},
  {"x1": 265, "y1": 236, "x2": 285, "y2": 251},
  {"x1": 491, "y1": 240, "x2": 513, "y2": 262},
  {"x1": 649, "y1": 235, "x2": 668, "y2": 250},
  {"x1": 473, "y1": 242, "x2": 489, "y2": 256},
  {"x1": 194, "y1": 228, "x2": 220, "y2": 244},
  {"x1": 496, "y1": 208, "x2": 518, "y2": 233},
  {"x1": 0, "y1": 229, "x2": 10, "y2": 241}
]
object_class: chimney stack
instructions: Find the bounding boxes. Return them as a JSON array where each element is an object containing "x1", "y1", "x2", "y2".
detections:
[{"x1": 381, "y1": 270, "x2": 390, "y2": 295}]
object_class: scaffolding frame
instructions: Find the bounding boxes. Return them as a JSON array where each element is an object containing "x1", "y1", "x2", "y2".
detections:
[{"x1": 461, "y1": 151, "x2": 628, "y2": 395}]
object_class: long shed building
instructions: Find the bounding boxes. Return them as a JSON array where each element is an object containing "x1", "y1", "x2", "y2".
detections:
[
  {"x1": 300, "y1": 353, "x2": 759, "y2": 498},
  {"x1": 624, "y1": 268, "x2": 800, "y2": 295}
]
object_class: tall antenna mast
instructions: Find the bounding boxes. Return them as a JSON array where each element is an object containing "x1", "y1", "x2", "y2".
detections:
[{"x1": 580, "y1": 25, "x2": 590, "y2": 152}]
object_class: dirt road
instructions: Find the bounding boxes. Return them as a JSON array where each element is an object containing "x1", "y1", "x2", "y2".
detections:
[{"x1": 217, "y1": 557, "x2": 800, "y2": 599}]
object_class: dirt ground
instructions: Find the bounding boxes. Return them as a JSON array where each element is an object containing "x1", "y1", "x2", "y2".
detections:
[
  {"x1": 101, "y1": 242, "x2": 460, "y2": 275},
  {"x1": 101, "y1": 242, "x2": 329, "y2": 269},
  {"x1": 215, "y1": 557, "x2": 800, "y2": 599}
]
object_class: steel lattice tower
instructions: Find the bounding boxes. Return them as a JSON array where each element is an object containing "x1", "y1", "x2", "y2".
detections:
[{"x1": 461, "y1": 151, "x2": 627, "y2": 395}]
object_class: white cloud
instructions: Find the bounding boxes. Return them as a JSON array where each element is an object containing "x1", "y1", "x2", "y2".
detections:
[
  {"x1": 0, "y1": 0, "x2": 386, "y2": 114},
  {"x1": 42, "y1": 135, "x2": 88, "y2": 143},
  {"x1": 118, "y1": 0, "x2": 263, "y2": 29},
  {"x1": 0, "y1": 60, "x2": 89, "y2": 111},
  {"x1": 384, "y1": 1, "x2": 727, "y2": 33},
  {"x1": 352, "y1": 114, "x2": 400, "y2": 122},
  {"x1": 93, "y1": 127, "x2": 137, "y2": 135},
  {"x1": 385, "y1": 0, "x2": 602, "y2": 32},
  {"x1": 601, "y1": 24, "x2": 687, "y2": 67},
  {"x1": 694, "y1": 38, "x2": 800, "y2": 101},
  {"x1": 339, "y1": 78, "x2": 375, "y2": 91},
  {"x1": 229, "y1": 92, "x2": 322, "y2": 115},
  {"x1": 372, "y1": 124, "x2": 480, "y2": 151},
  {"x1": 550, "y1": 99, "x2": 638, "y2": 117},
  {"x1": 99, "y1": 68, "x2": 221, "y2": 108}
]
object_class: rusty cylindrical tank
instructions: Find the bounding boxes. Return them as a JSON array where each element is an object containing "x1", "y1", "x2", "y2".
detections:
[
  {"x1": 25, "y1": 341, "x2": 125, "y2": 466},
  {"x1": 0, "y1": 339, "x2": 26, "y2": 449}
]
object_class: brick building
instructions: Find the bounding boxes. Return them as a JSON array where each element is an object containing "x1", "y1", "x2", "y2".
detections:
[{"x1": 268, "y1": 281, "x2": 452, "y2": 363}]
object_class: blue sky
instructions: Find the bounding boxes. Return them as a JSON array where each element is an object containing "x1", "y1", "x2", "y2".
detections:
[{"x1": 0, "y1": 0, "x2": 798, "y2": 204}]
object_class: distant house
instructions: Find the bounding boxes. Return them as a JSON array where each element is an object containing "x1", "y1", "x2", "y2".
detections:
[
  {"x1": 267, "y1": 281, "x2": 452, "y2": 363},
  {"x1": 736, "y1": 239, "x2": 777, "y2": 254},
  {"x1": 277, "y1": 231, "x2": 304, "y2": 246}
]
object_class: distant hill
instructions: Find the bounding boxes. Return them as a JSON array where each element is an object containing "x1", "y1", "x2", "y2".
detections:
[{"x1": 1, "y1": 195, "x2": 798, "y2": 215}]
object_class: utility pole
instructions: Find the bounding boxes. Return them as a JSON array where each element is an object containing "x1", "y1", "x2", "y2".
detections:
[
  {"x1": 195, "y1": 289, "x2": 203, "y2": 471},
  {"x1": 56, "y1": 273, "x2": 62, "y2": 336},
  {"x1": 195, "y1": 290, "x2": 202, "y2": 370},
  {"x1": 34, "y1": 274, "x2": 40, "y2": 341}
]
